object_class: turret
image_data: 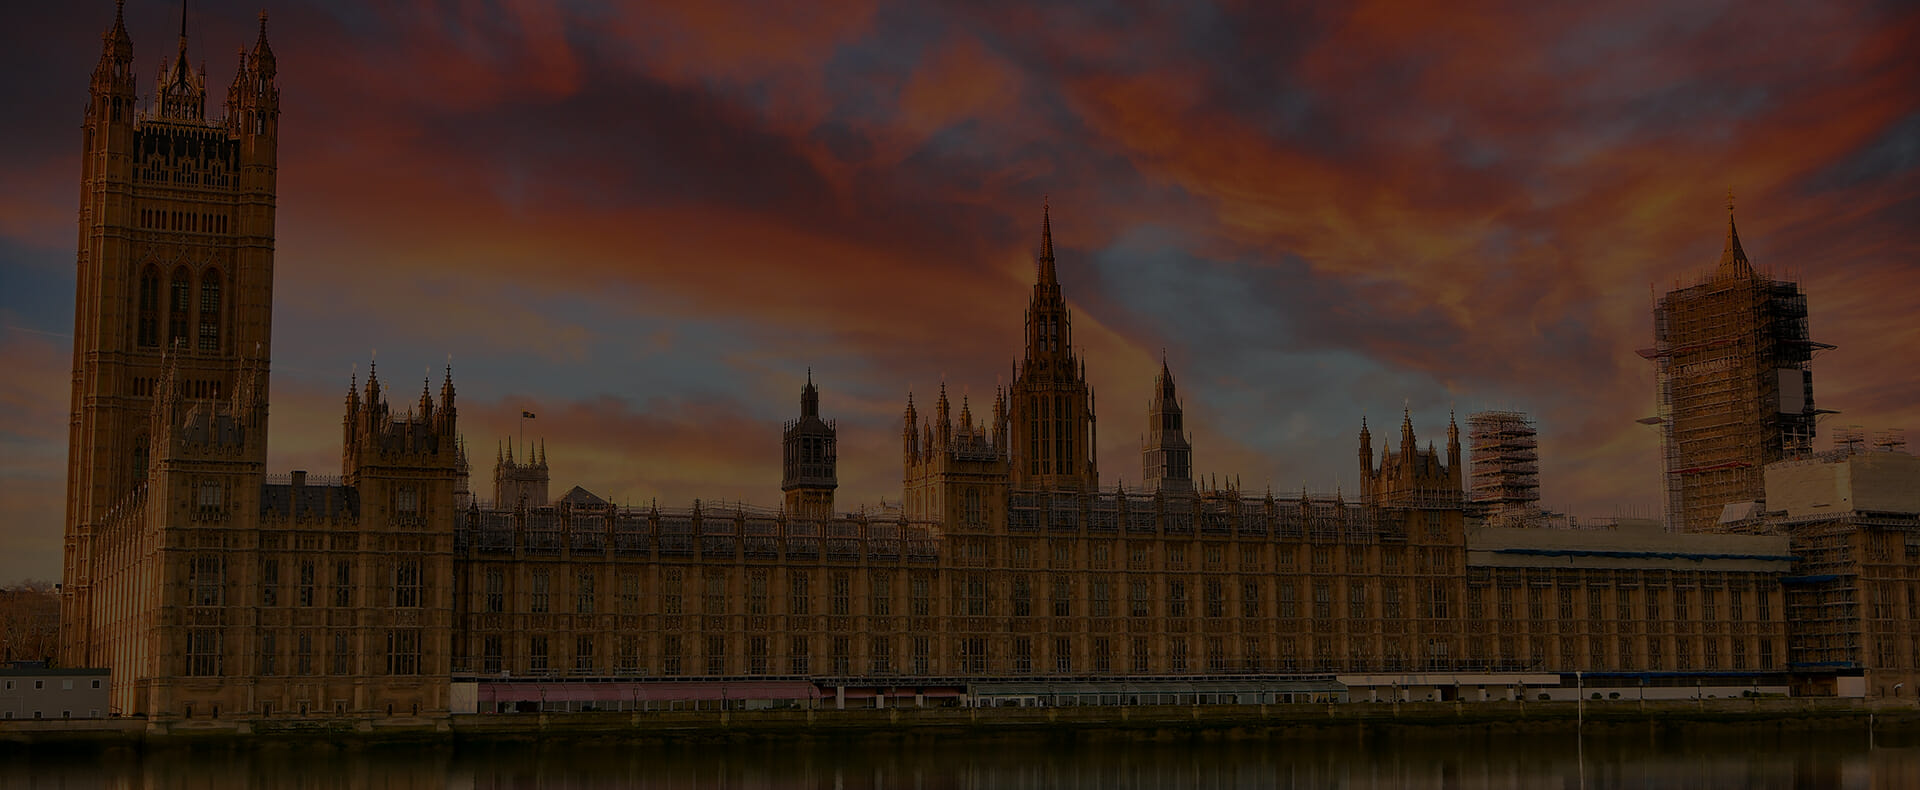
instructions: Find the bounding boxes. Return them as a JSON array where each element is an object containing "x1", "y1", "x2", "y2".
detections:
[
  {"x1": 1446, "y1": 411, "x2": 1462, "y2": 488},
  {"x1": 492, "y1": 437, "x2": 549, "y2": 510},
  {"x1": 991, "y1": 387, "x2": 1007, "y2": 453},
  {"x1": 1358, "y1": 417, "x2": 1373, "y2": 497},
  {"x1": 229, "y1": 13, "x2": 278, "y2": 213},
  {"x1": 225, "y1": 12, "x2": 279, "y2": 137},
  {"x1": 1143, "y1": 359, "x2": 1192, "y2": 494},
  {"x1": 902, "y1": 392, "x2": 919, "y2": 465},
  {"x1": 88, "y1": 1, "x2": 137, "y2": 131},
  {"x1": 1400, "y1": 406, "x2": 1416, "y2": 457},
  {"x1": 437, "y1": 364, "x2": 458, "y2": 435},
  {"x1": 782, "y1": 371, "x2": 838, "y2": 519},
  {"x1": 935, "y1": 383, "x2": 952, "y2": 450}
]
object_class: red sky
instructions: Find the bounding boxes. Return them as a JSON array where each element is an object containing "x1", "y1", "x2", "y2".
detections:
[{"x1": 1, "y1": 0, "x2": 1916, "y2": 582}]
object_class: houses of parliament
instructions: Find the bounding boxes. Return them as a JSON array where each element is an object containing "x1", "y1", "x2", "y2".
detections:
[{"x1": 56, "y1": 6, "x2": 1920, "y2": 721}]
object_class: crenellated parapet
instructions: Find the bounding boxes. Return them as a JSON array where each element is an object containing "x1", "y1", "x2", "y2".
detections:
[
  {"x1": 455, "y1": 500, "x2": 945, "y2": 562},
  {"x1": 258, "y1": 471, "x2": 360, "y2": 527}
]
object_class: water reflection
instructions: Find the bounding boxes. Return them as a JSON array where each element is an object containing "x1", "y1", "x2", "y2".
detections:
[{"x1": 5, "y1": 729, "x2": 1918, "y2": 788}]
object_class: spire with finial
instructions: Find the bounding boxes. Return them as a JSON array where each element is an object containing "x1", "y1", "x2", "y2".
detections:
[
  {"x1": 251, "y1": 10, "x2": 275, "y2": 75},
  {"x1": 103, "y1": 0, "x2": 134, "y2": 64},
  {"x1": 1716, "y1": 187, "x2": 1752, "y2": 278},
  {"x1": 800, "y1": 367, "x2": 820, "y2": 418},
  {"x1": 1038, "y1": 196, "x2": 1056, "y2": 286},
  {"x1": 903, "y1": 391, "x2": 919, "y2": 461},
  {"x1": 441, "y1": 359, "x2": 456, "y2": 411},
  {"x1": 935, "y1": 382, "x2": 952, "y2": 449},
  {"x1": 155, "y1": 0, "x2": 207, "y2": 120}
]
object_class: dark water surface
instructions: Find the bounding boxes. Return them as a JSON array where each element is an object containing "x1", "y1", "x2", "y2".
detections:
[{"x1": 4, "y1": 728, "x2": 1918, "y2": 788}]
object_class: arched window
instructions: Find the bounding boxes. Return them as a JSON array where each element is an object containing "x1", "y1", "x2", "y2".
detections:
[
  {"x1": 168, "y1": 268, "x2": 190, "y2": 348},
  {"x1": 137, "y1": 265, "x2": 161, "y2": 347},
  {"x1": 197, "y1": 269, "x2": 222, "y2": 352}
]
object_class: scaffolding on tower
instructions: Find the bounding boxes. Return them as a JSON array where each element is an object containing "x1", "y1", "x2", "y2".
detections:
[
  {"x1": 1468, "y1": 411, "x2": 1540, "y2": 526},
  {"x1": 1639, "y1": 265, "x2": 1829, "y2": 532}
]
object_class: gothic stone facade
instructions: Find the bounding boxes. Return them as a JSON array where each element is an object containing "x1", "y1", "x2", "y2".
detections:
[{"x1": 59, "y1": 8, "x2": 1813, "y2": 722}]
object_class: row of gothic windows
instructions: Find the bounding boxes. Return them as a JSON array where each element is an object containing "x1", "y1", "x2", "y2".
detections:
[
  {"x1": 136, "y1": 265, "x2": 221, "y2": 351},
  {"x1": 1037, "y1": 316, "x2": 1059, "y2": 351},
  {"x1": 1027, "y1": 393, "x2": 1079, "y2": 477},
  {"x1": 138, "y1": 208, "x2": 229, "y2": 234}
]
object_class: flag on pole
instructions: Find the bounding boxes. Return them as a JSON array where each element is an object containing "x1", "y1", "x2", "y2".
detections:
[{"x1": 522, "y1": 411, "x2": 537, "y2": 419}]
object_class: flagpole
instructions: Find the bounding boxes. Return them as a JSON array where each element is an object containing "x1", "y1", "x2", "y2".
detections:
[{"x1": 519, "y1": 411, "x2": 525, "y2": 461}]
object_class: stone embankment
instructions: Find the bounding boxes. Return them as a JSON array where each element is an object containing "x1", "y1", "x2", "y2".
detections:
[{"x1": 4, "y1": 698, "x2": 1918, "y2": 748}]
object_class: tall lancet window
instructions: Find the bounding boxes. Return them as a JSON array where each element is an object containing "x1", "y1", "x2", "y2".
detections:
[
  {"x1": 137, "y1": 266, "x2": 161, "y2": 347},
  {"x1": 198, "y1": 270, "x2": 222, "y2": 352},
  {"x1": 168, "y1": 268, "x2": 191, "y2": 348}
]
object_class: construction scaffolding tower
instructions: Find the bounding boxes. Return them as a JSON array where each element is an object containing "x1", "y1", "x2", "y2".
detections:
[
  {"x1": 1468, "y1": 411, "x2": 1539, "y2": 520},
  {"x1": 1640, "y1": 245, "x2": 1829, "y2": 533}
]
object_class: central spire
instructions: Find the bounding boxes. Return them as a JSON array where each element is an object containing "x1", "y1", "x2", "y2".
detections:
[
  {"x1": 174, "y1": 0, "x2": 190, "y2": 76},
  {"x1": 155, "y1": 0, "x2": 207, "y2": 121},
  {"x1": 1009, "y1": 200, "x2": 1098, "y2": 490},
  {"x1": 1038, "y1": 198, "x2": 1056, "y2": 287},
  {"x1": 800, "y1": 367, "x2": 819, "y2": 418},
  {"x1": 1022, "y1": 199, "x2": 1073, "y2": 366}
]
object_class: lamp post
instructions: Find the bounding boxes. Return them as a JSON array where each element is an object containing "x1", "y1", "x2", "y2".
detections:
[{"x1": 1576, "y1": 670, "x2": 1584, "y2": 730}]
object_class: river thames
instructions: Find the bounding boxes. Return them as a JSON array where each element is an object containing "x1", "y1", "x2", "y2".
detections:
[{"x1": 3, "y1": 726, "x2": 1918, "y2": 788}]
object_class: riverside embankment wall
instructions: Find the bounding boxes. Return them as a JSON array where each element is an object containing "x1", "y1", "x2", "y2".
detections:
[{"x1": 5, "y1": 698, "x2": 1919, "y2": 748}]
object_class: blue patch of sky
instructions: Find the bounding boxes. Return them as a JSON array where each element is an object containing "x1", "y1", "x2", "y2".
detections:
[
  {"x1": 270, "y1": 275, "x2": 902, "y2": 428},
  {"x1": 903, "y1": 119, "x2": 996, "y2": 165},
  {"x1": 813, "y1": 25, "x2": 936, "y2": 131},
  {"x1": 1087, "y1": 224, "x2": 1296, "y2": 349},
  {"x1": 1083, "y1": 224, "x2": 1460, "y2": 470},
  {"x1": 1799, "y1": 110, "x2": 1920, "y2": 193},
  {"x1": 0, "y1": 240, "x2": 73, "y2": 333}
]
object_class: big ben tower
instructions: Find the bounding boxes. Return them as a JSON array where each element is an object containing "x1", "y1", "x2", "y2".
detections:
[{"x1": 61, "y1": 3, "x2": 280, "y2": 665}]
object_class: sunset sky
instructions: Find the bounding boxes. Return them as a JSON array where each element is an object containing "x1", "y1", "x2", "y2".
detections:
[{"x1": 2, "y1": 1, "x2": 1916, "y2": 583}]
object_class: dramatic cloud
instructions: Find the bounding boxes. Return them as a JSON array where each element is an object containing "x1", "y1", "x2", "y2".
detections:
[{"x1": 1, "y1": 0, "x2": 1915, "y2": 581}]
